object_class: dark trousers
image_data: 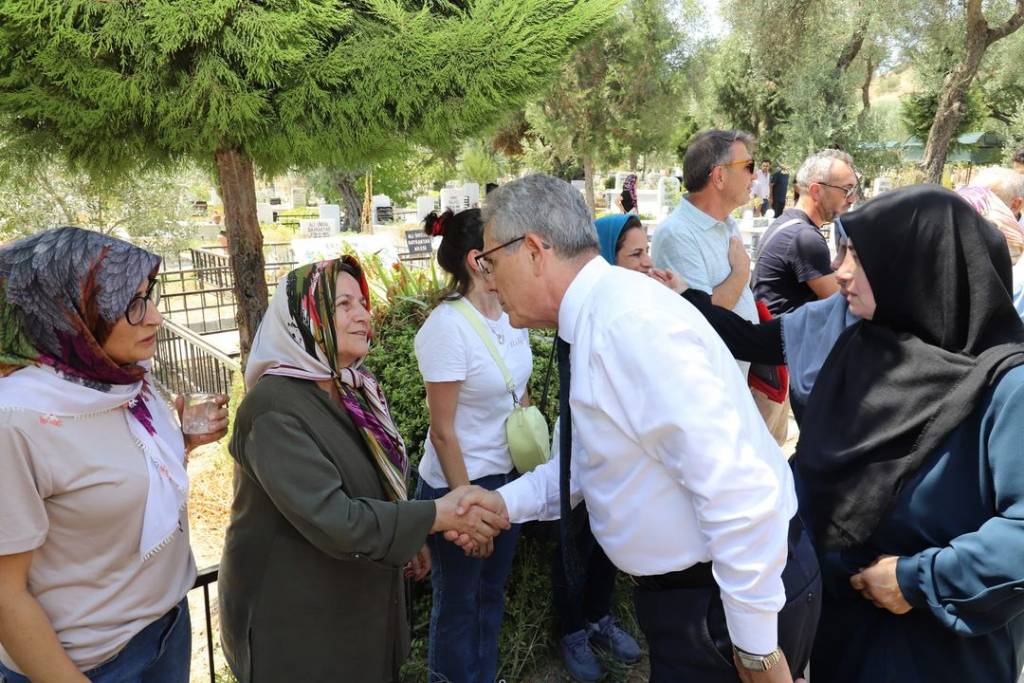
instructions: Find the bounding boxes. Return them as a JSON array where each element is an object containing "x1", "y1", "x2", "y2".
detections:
[
  {"x1": 772, "y1": 200, "x2": 786, "y2": 217},
  {"x1": 552, "y1": 522, "x2": 619, "y2": 634},
  {"x1": 416, "y1": 472, "x2": 522, "y2": 683},
  {"x1": 634, "y1": 516, "x2": 821, "y2": 683}
]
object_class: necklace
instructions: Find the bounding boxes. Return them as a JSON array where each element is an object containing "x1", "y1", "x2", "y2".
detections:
[{"x1": 484, "y1": 316, "x2": 505, "y2": 345}]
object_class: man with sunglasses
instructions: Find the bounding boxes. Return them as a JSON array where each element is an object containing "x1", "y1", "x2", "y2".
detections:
[
  {"x1": 752, "y1": 149, "x2": 857, "y2": 318},
  {"x1": 651, "y1": 129, "x2": 761, "y2": 373}
]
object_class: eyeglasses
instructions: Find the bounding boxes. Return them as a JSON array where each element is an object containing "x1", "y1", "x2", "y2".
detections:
[
  {"x1": 817, "y1": 182, "x2": 860, "y2": 201},
  {"x1": 474, "y1": 236, "x2": 525, "y2": 277},
  {"x1": 125, "y1": 279, "x2": 161, "y2": 325},
  {"x1": 716, "y1": 158, "x2": 756, "y2": 174}
]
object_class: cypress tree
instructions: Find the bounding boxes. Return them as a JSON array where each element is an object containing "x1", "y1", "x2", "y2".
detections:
[{"x1": 0, "y1": 0, "x2": 618, "y2": 359}]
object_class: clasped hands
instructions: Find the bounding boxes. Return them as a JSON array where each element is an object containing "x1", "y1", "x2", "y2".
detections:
[
  {"x1": 849, "y1": 554, "x2": 912, "y2": 615},
  {"x1": 431, "y1": 485, "x2": 510, "y2": 559}
]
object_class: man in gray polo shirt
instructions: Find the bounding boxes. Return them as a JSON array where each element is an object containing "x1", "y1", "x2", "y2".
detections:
[{"x1": 652, "y1": 129, "x2": 759, "y2": 370}]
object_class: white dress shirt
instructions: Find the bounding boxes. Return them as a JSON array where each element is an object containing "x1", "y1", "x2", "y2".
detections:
[{"x1": 499, "y1": 257, "x2": 797, "y2": 655}]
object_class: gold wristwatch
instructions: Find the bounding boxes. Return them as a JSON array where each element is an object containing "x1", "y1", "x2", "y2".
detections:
[{"x1": 734, "y1": 646, "x2": 783, "y2": 671}]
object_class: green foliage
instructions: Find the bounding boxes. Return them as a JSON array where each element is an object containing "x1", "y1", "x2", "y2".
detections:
[
  {"x1": 458, "y1": 139, "x2": 502, "y2": 187},
  {"x1": 524, "y1": 0, "x2": 692, "y2": 177},
  {"x1": 900, "y1": 87, "x2": 988, "y2": 141},
  {"x1": 0, "y1": 153, "x2": 200, "y2": 252},
  {"x1": 703, "y1": 39, "x2": 789, "y2": 160},
  {"x1": 0, "y1": 0, "x2": 622, "y2": 178}
]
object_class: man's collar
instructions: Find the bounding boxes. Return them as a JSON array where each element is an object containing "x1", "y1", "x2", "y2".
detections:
[
  {"x1": 678, "y1": 195, "x2": 732, "y2": 231},
  {"x1": 558, "y1": 256, "x2": 607, "y2": 345}
]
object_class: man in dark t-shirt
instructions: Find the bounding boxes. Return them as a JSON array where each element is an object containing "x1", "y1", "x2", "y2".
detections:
[
  {"x1": 753, "y1": 149, "x2": 858, "y2": 315},
  {"x1": 769, "y1": 168, "x2": 789, "y2": 217}
]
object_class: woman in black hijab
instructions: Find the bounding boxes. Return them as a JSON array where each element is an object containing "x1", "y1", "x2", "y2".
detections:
[{"x1": 792, "y1": 185, "x2": 1024, "y2": 682}]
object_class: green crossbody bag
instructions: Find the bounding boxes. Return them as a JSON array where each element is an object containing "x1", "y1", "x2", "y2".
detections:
[{"x1": 451, "y1": 298, "x2": 551, "y2": 473}]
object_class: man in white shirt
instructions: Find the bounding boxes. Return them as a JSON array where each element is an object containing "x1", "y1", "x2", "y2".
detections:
[
  {"x1": 455, "y1": 174, "x2": 819, "y2": 682},
  {"x1": 753, "y1": 159, "x2": 771, "y2": 215}
]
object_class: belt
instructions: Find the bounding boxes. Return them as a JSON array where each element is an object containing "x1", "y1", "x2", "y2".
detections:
[
  {"x1": 633, "y1": 515, "x2": 804, "y2": 592},
  {"x1": 634, "y1": 561, "x2": 715, "y2": 591}
]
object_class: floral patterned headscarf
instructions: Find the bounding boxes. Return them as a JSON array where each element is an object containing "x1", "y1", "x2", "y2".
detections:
[{"x1": 245, "y1": 256, "x2": 410, "y2": 500}]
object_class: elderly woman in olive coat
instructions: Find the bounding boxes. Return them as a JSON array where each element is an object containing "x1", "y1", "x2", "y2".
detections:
[{"x1": 218, "y1": 257, "x2": 507, "y2": 683}]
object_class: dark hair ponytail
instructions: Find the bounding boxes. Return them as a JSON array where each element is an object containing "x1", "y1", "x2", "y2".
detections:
[{"x1": 423, "y1": 208, "x2": 484, "y2": 299}]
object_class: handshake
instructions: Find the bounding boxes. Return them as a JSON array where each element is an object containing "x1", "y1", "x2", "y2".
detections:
[{"x1": 429, "y1": 485, "x2": 510, "y2": 558}]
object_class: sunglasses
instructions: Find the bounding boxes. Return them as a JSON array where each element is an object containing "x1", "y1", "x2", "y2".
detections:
[
  {"x1": 818, "y1": 182, "x2": 860, "y2": 201},
  {"x1": 716, "y1": 158, "x2": 756, "y2": 174}
]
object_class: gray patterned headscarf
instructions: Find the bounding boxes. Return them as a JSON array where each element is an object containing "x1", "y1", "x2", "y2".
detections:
[{"x1": 0, "y1": 226, "x2": 160, "y2": 385}]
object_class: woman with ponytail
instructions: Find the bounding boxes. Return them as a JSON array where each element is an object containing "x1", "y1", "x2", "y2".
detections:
[{"x1": 414, "y1": 209, "x2": 532, "y2": 682}]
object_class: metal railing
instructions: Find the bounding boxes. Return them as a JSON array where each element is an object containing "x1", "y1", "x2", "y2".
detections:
[
  {"x1": 159, "y1": 262, "x2": 295, "y2": 335},
  {"x1": 152, "y1": 318, "x2": 240, "y2": 396},
  {"x1": 192, "y1": 566, "x2": 221, "y2": 683}
]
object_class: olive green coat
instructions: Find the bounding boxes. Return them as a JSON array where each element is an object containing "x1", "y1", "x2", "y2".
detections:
[{"x1": 218, "y1": 375, "x2": 435, "y2": 683}]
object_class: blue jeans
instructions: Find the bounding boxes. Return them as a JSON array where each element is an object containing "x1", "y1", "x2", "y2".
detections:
[
  {"x1": 417, "y1": 471, "x2": 522, "y2": 683},
  {"x1": 0, "y1": 598, "x2": 190, "y2": 683}
]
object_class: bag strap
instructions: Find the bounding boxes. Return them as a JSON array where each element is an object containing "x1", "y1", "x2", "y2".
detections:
[
  {"x1": 754, "y1": 217, "x2": 804, "y2": 261},
  {"x1": 450, "y1": 298, "x2": 518, "y2": 403}
]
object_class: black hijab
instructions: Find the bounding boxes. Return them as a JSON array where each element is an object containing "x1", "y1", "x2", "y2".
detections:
[{"x1": 795, "y1": 184, "x2": 1024, "y2": 551}]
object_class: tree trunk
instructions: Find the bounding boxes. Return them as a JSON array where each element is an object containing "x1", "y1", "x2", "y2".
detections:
[
  {"x1": 582, "y1": 153, "x2": 596, "y2": 217},
  {"x1": 214, "y1": 147, "x2": 268, "y2": 367},
  {"x1": 858, "y1": 54, "x2": 874, "y2": 126},
  {"x1": 335, "y1": 172, "x2": 363, "y2": 232},
  {"x1": 362, "y1": 171, "x2": 373, "y2": 234},
  {"x1": 922, "y1": 0, "x2": 1024, "y2": 183}
]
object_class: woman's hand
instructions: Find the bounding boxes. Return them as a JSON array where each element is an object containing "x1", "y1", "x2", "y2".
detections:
[
  {"x1": 431, "y1": 485, "x2": 510, "y2": 547},
  {"x1": 850, "y1": 555, "x2": 912, "y2": 614},
  {"x1": 650, "y1": 268, "x2": 688, "y2": 294},
  {"x1": 175, "y1": 394, "x2": 229, "y2": 455},
  {"x1": 405, "y1": 545, "x2": 431, "y2": 581}
]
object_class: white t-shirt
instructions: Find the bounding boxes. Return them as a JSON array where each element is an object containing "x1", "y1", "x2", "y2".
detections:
[
  {"x1": 415, "y1": 299, "x2": 533, "y2": 488},
  {"x1": 752, "y1": 170, "x2": 770, "y2": 199}
]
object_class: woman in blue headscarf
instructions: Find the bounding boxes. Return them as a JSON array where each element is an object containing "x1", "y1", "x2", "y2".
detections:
[{"x1": 595, "y1": 214, "x2": 651, "y2": 273}]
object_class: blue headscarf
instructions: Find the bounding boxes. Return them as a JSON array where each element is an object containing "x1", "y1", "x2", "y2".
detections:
[{"x1": 594, "y1": 214, "x2": 638, "y2": 265}]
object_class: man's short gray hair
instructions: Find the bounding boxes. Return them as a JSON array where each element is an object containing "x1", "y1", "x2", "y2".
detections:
[
  {"x1": 682, "y1": 129, "x2": 756, "y2": 193},
  {"x1": 795, "y1": 149, "x2": 855, "y2": 191},
  {"x1": 482, "y1": 174, "x2": 598, "y2": 258},
  {"x1": 972, "y1": 166, "x2": 1024, "y2": 207}
]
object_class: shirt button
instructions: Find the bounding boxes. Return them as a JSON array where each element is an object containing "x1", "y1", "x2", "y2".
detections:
[
  {"x1": 353, "y1": 553, "x2": 361, "y2": 559},
  {"x1": 806, "y1": 592, "x2": 815, "y2": 603}
]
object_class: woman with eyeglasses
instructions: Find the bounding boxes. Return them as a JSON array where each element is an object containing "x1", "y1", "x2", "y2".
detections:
[
  {"x1": 0, "y1": 227, "x2": 228, "y2": 683},
  {"x1": 677, "y1": 186, "x2": 1024, "y2": 681}
]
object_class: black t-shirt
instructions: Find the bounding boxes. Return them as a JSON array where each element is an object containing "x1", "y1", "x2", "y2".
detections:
[
  {"x1": 752, "y1": 209, "x2": 833, "y2": 315},
  {"x1": 770, "y1": 171, "x2": 789, "y2": 204}
]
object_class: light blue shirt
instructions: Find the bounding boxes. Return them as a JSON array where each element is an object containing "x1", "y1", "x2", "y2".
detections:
[{"x1": 651, "y1": 196, "x2": 759, "y2": 325}]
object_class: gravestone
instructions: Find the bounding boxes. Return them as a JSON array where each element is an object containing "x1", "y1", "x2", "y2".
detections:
[
  {"x1": 319, "y1": 204, "x2": 341, "y2": 232},
  {"x1": 299, "y1": 218, "x2": 336, "y2": 238},
  {"x1": 657, "y1": 176, "x2": 681, "y2": 218},
  {"x1": 440, "y1": 187, "x2": 464, "y2": 214},
  {"x1": 416, "y1": 196, "x2": 438, "y2": 222},
  {"x1": 257, "y1": 202, "x2": 274, "y2": 225}
]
